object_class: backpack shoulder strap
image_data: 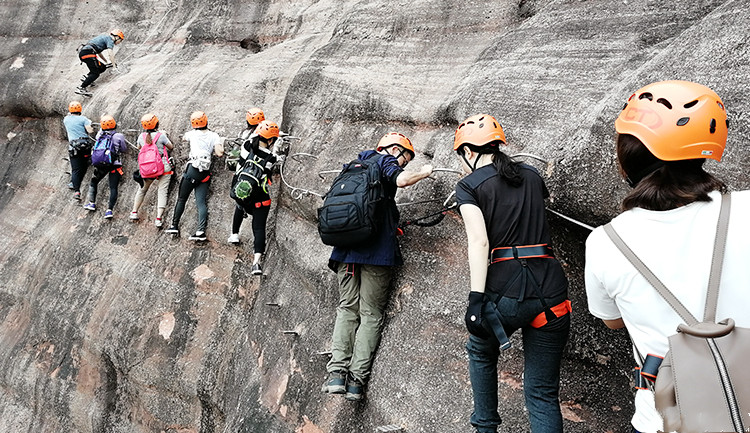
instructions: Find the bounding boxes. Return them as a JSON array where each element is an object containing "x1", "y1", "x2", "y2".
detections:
[
  {"x1": 704, "y1": 192, "x2": 731, "y2": 322},
  {"x1": 603, "y1": 223, "x2": 699, "y2": 326}
]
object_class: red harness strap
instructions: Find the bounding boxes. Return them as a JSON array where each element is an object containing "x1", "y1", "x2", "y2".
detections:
[
  {"x1": 490, "y1": 244, "x2": 554, "y2": 264},
  {"x1": 80, "y1": 54, "x2": 98, "y2": 60},
  {"x1": 529, "y1": 299, "x2": 572, "y2": 328},
  {"x1": 255, "y1": 199, "x2": 271, "y2": 208}
]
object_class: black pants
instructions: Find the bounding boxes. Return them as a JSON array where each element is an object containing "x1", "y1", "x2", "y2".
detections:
[
  {"x1": 69, "y1": 151, "x2": 90, "y2": 193},
  {"x1": 232, "y1": 202, "x2": 270, "y2": 254},
  {"x1": 87, "y1": 165, "x2": 122, "y2": 210},
  {"x1": 79, "y1": 47, "x2": 107, "y2": 88},
  {"x1": 172, "y1": 166, "x2": 210, "y2": 233}
]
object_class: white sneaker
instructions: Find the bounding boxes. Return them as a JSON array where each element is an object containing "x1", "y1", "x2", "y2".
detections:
[
  {"x1": 129, "y1": 212, "x2": 139, "y2": 221},
  {"x1": 227, "y1": 233, "x2": 240, "y2": 244},
  {"x1": 154, "y1": 218, "x2": 163, "y2": 228}
]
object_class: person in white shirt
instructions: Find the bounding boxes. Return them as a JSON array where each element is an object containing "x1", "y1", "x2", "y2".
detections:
[
  {"x1": 585, "y1": 80, "x2": 750, "y2": 433},
  {"x1": 165, "y1": 111, "x2": 224, "y2": 241}
]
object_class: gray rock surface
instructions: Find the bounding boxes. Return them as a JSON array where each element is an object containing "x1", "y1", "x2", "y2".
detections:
[{"x1": 1, "y1": 0, "x2": 749, "y2": 432}]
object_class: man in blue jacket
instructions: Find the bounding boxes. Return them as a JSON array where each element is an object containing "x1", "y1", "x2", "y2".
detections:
[
  {"x1": 76, "y1": 29, "x2": 124, "y2": 96},
  {"x1": 321, "y1": 132, "x2": 433, "y2": 401}
]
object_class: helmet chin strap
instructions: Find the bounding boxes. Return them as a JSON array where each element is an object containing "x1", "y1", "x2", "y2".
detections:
[{"x1": 461, "y1": 150, "x2": 485, "y2": 172}]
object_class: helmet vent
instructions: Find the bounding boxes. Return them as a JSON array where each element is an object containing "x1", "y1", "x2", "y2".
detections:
[
  {"x1": 710, "y1": 119, "x2": 717, "y2": 133},
  {"x1": 684, "y1": 100, "x2": 698, "y2": 109},
  {"x1": 639, "y1": 92, "x2": 653, "y2": 101},
  {"x1": 656, "y1": 98, "x2": 672, "y2": 109},
  {"x1": 621, "y1": 103, "x2": 628, "y2": 111},
  {"x1": 676, "y1": 117, "x2": 690, "y2": 126},
  {"x1": 717, "y1": 101, "x2": 725, "y2": 110}
]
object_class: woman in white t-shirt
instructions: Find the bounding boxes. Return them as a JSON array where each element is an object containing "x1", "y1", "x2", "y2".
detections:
[
  {"x1": 585, "y1": 80, "x2": 750, "y2": 433},
  {"x1": 165, "y1": 111, "x2": 224, "y2": 241}
]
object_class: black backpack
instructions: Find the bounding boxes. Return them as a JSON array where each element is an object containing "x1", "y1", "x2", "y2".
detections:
[
  {"x1": 230, "y1": 152, "x2": 268, "y2": 205},
  {"x1": 317, "y1": 154, "x2": 387, "y2": 248}
]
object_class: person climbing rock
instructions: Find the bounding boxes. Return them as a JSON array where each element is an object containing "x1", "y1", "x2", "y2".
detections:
[
  {"x1": 585, "y1": 81, "x2": 750, "y2": 433},
  {"x1": 62, "y1": 100, "x2": 94, "y2": 200},
  {"x1": 76, "y1": 29, "x2": 124, "y2": 96},
  {"x1": 320, "y1": 132, "x2": 433, "y2": 402},
  {"x1": 165, "y1": 111, "x2": 224, "y2": 241},
  {"x1": 83, "y1": 114, "x2": 127, "y2": 219},
  {"x1": 453, "y1": 114, "x2": 570, "y2": 433},
  {"x1": 227, "y1": 119, "x2": 280, "y2": 275},
  {"x1": 130, "y1": 113, "x2": 174, "y2": 227}
]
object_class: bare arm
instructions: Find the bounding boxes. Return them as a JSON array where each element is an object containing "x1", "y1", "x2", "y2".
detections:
[
  {"x1": 603, "y1": 318, "x2": 626, "y2": 329},
  {"x1": 460, "y1": 204, "x2": 489, "y2": 293},
  {"x1": 396, "y1": 164, "x2": 433, "y2": 187},
  {"x1": 84, "y1": 124, "x2": 94, "y2": 134},
  {"x1": 213, "y1": 137, "x2": 225, "y2": 157}
]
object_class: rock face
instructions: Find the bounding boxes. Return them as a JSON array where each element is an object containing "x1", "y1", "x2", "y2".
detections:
[{"x1": 0, "y1": 1, "x2": 749, "y2": 432}]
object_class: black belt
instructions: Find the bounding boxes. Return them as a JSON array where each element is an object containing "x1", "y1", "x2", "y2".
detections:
[{"x1": 490, "y1": 244, "x2": 554, "y2": 264}]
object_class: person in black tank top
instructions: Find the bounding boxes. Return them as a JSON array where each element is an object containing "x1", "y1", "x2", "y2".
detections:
[{"x1": 453, "y1": 114, "x2": 570, "y2": 433}]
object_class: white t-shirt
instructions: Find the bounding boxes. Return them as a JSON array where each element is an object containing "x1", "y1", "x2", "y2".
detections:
[
  {"x1": 585, "y1": 190, "x2": 750, "y2": 433},
  {"x1": 184, "y1": 129, "x2": 222, "y2": 171}
]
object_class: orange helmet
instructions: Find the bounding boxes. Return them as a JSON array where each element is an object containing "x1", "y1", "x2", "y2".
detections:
[
  {"x1": 190, "y1": 111, "x2": 208, "y2": 128},
  {"x1": 100, "y1": 115, "x2": 116, "y2": 130},
  {"x1": 376, "y1": 132, "x2": 415, "y2": 158},
  {"x1": 453, "y1": 114, "x2": 506, "y2": 151},
  {"x1": 246, "y1": 107, "x2": 265, "y2": 126},
  {"x1": 111, "y1": 29, "x2": 125, "y2": 40},
  {"x1": 615, "y1": 80, "x2": 727, "y2": 162},
  {"x1": 256, "y1": 120, "x2": 279, "y2": 139},
  {"x1": 68, "y1": 101, "x2": 82, "y2": 113},
  {"x1": 140, "y1": 113, "x2": 159, "y2": 130}
]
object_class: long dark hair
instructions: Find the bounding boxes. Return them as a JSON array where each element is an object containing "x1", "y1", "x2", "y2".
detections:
[
  {"x1": 463, "y1": 141, "x2": 523, "y2": 187},
  {"x1": 617, "y1": 134, "x2": 726, "y2": 211}
]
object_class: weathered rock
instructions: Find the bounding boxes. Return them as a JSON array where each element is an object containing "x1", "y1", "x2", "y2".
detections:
[{"x1": 1, "y1": 1, "x2": 749, "y2": 432}]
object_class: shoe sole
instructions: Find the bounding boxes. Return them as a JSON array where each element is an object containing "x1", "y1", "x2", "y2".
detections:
[
  {"x1": 189, "y1": 237, "x2": 207, "y2": 241},
  {"x1": 251, "y1": 271, "x2": 263, "y2": 275},
  {"x1": 321, "y1": 384, "x2": 346, "y2": 394},
  {"x1": 344, "y1": 392, "x2": 363, "y2": 401}
]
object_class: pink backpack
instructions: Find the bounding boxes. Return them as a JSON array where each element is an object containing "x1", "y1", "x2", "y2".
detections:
[{"x1": 138, "y1": 132, "x2": 167, "y2": 179}]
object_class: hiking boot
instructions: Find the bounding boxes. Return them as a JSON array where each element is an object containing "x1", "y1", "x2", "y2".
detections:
[
  {"x1": 129, "y1": 212, "x2": 139, "y2": 221},
  {"x1": 67, "y1": 182, "x2": 75, "y2": 190},
  {"x1": 189, "y1": 231, "x2": 207, "y2": 241},
  {"x1": 227, "y1": 233, "x2": 240, "y2": 244},
  {"x1": 321, "y1": 370, "x2": 347, "y2": 394},
  {"x1": 104, "y1": 209, "x2": 114, "y2": 219},
  {"x1": 345, "y1": 375, "x2": 365, "y2": 401},
  {"x1": 165, "y1": 225, "x2": 179, "y2": 235},
  {"x1": 83, "y1": 202, "x2": 96, "y2": 211},
  {"x1": 72, "y1": 191, "x2": 81, "y2": 201},
  {"x1": 154, "y1": 218, "x2": 163, "y2": 228},
  {"x1": 75, "y1": 86, "x2": 92, "y2": 97},
  {"x1": 251, "y1": 262, "x2": 263, "y2": 275}
]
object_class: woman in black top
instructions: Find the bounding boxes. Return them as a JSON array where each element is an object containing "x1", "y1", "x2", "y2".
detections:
[{"x1": 454, "y1": 114, "x2": 570, "y2": 433}]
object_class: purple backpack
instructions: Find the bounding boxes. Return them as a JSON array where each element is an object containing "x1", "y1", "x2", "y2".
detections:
[{"x1": 91, "y1": 131, "x2": 117, "y2": 166}]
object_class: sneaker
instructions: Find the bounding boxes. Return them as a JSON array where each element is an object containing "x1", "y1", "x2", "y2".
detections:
[
  {"x1": 83, "y1": 202, "x2": 96, "y2": 211},
  {"x1": 67, "y1": 182, "x2": 75, "y2": 190},
  {"x1": 75, "y1": 86, "x2": 92, "y2": 97},
  {"x1": 321, "y1": 370, "x2": 347, "y2": 394},
  {"x1": 104, "y1": 209, "x2": 113, "y2": 219},
  {"x1": 189, "y1": 231, "x2": 207, "y2": 241},
  {"x1": 251, "y1": 262, "x2": 263, "y2": 275},
  {"x1": 344, "y1": 375, "x2": 365, "y2": 401},
  {"x1": 72, "y1": 191, "x2": 81, "y2": 201},
  {"x1": 165, "y1": 225, "x2": 179, "y2": 235},
  {"x1": 227, "y1": 233, "x2": 240, "y2": 244},
  {"x1": 154, "y1": 218, "x2": 163, "y2": 228},
  {"x1": 129, "y1": 212, "x2": 139, "y2": 221}
]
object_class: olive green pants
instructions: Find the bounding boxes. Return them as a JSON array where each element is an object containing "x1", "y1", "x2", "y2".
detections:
[{"x1": 327, "y1": 262, "x2": 393, "y2": 384}]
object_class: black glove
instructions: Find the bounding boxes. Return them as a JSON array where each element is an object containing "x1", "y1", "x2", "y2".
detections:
[{"x1": 465, "y1": 291, "x2": 489, "y2": 338}]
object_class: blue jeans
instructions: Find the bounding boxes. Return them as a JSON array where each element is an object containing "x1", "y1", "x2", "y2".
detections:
[{"x1": 467, "y1": 294, "x2": 570, "y2": 433}]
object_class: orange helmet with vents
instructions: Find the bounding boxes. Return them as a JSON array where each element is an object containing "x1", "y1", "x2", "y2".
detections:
[
  {"x1": 246, "y1": 107, "x2": 265, "y2": 126},
  {"x1": 140, "y1": 113, "x2": 159, "y2": 130},
  {"x1": 190, "y1": 111, "x2": 208, "y2": 128},
  {"x1": 453, "y1": 114, "x2": 506, "y2": 151},
  {"x1": 100, "y1": 115, "x2": 116, "y2": 130},
  {"x1": 111, "y1": 29, "x2": 125, "y2": 40},
  {"x1": 256, "y1": 120, "x2": 279, "y2": 139},
  {"x1": 376, "y1": 132, "x2": 415, "y2": 158},
  {"x1": 68, "y1": 101, "x2": 82, "y2": 113},
  {"x1": 615, "y1": 80, "x2": 728, "y2": 161}
]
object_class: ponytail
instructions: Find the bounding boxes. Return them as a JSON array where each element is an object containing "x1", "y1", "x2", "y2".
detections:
[{"x1": 493, "y1": 151, "x2": 523, "y2": 187}]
